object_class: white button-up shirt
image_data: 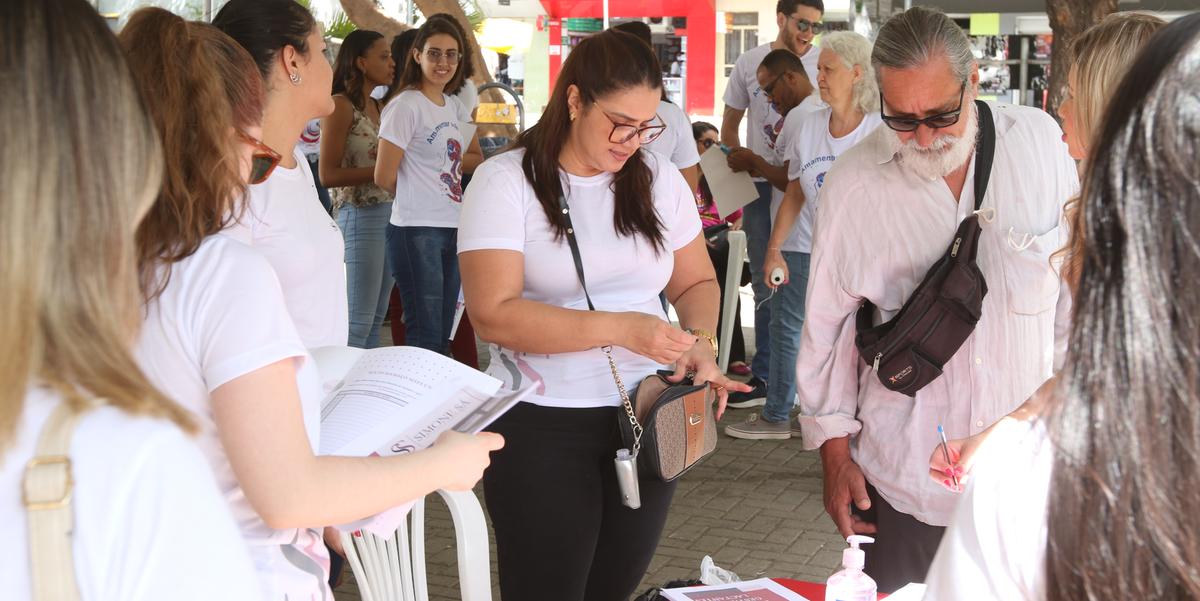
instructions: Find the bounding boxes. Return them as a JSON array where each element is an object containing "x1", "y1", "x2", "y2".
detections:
[{"x1": 796, "y1": 102, "x2": 1077, "y2": 526}]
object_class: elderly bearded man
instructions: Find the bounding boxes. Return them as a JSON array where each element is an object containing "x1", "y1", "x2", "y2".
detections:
[{"x1": 795, "y1": 7, "x2": 1077, "y2": 592}]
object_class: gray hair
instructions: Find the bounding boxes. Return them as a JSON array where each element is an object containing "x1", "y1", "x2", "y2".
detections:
[
  {"x1": 819, "y1": 31, "x2": 879, "y2": 113},
  {"x1": 871, "y1": 6, "x2": 974, "y2": 85}
]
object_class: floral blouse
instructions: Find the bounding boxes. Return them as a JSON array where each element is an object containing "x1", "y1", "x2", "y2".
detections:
[{"x1": 329, "y1": 100, "x2": 391, "y2": 209}]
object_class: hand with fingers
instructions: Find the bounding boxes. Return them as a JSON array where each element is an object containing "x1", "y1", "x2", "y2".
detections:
[
  {"x1": 618, "y1": 312, "x2": 699, "y2": 365},
  {"x1": 928, "y1": 431, "x2": 987, "y2": 493},
  {"x1": 821, "y1": 438, "x2": 877, "y2": 538},
  {"x1": 666, "y1": 338, "x2": 751, "y2": 421},
  {"x1": 762, "y1": 249, "x2": 788, "y2": 290}
]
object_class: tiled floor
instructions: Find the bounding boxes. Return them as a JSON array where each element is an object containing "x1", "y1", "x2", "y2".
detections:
[{"x1": 335, "y1": 289, "x2": 844, "y2": 600}]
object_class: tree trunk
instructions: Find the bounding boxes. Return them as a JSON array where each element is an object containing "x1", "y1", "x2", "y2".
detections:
[
  {"x1": 1045, "y1": 0, "x2": 1117, "y2": 119},
  {"x1": 337, "y1": 0, "x2": 517, "y2": 138}
]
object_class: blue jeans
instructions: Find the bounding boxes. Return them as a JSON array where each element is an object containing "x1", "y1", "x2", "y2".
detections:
[
  {"x1": 336, "y1": 202, "x2": 393, "y2": 349},
  {"x1": 742, "y1": 181, "x2": 775, "y2": 380},
  {"x1": 762, "y1": 251, "x2": 810, "y2": 423},
  {"x1": 385, "y1": 225, "x2": 460, "y2": 354},
  {"x1": 307, "y1": 158, "x2": 334, "y2": 216}
]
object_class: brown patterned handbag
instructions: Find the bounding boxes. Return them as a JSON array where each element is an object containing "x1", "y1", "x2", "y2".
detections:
[{"x1": 559, "y1": 196, "x2": 719, "y2": 482}]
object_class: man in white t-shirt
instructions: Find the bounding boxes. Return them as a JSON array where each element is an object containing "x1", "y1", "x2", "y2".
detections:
[{"x1": 720, "y1": 0, "x2": 824, "y2": 407}]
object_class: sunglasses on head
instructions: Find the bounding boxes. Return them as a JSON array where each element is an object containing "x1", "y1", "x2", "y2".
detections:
[
  {"x1": 879, "y1": 84, "x2": 966, "y2": 132},
  {"x1": 236, "y1": 130, "x2": 282, "y2": 184}
]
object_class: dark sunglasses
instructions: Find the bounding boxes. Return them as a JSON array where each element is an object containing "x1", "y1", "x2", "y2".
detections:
[
  {"x1": 880, "y1": 85, "x2": 966, "y2": 132},
  {"x1": 700, "y1": 139, "x2": 717, "y2": 149},
  {"x1": 236, "y1": 130, "x2": 283, "y2": 184},
  {"x1": 762, "y1": 71, "x2": 786, "y2": 97},
  {"x1": 786, "y1": 15, "x2": 825, "y2": 34}
]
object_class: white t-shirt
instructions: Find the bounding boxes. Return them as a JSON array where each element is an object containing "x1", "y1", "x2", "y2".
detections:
[
  {"x1": 458, "y1": 149, "x2": 702, "y2": 408},
  {"x1": 451, "y1": 82, "x2": 479, "y2": 122},
  {"x1": 773, "y1": 107, "x2": 882, "y2": 253},
  {"x1": 722, "y1": 42, "x2": 821, "y2": 167},
  {"x1": 643, "y1": 100, "x2": 701, "y2": 170},
  {"x1": 225, "y1": 147, "x2": 349, "y2": 349},
  {"x1": 924, "y1": 419, "x2": 1052, "y2": 600},
  {"x1": 0, "y1": 388, "x2": 261, "y2": 600},
  {"x1": 135, "y1": 235, "x2": 330, "y2": 600},
  {"x1": 380, "y1": 90, "x2": 468, "y2": 228}
]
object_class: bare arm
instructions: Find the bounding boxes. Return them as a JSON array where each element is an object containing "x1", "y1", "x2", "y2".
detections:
[
  {"x1": 318, "y1": 97, "x2": 376, "y2": 188},
  {"x1": 212, "y1": 359, "x2": 503, "y2": 529},
  {"x1": 762, "y1": 179, "x2": 807, "y2": 288},
  {"x1": 680, "y1": 165, "x2": 700, "y2": 194},
  {"x1": 720, "y1": 105, "x2": 745, "y2": 148},
  {"x1": 755, "y1": 156, "x2": 791, "y2": 191},
  {"x1": 459, "y1": 249, "x2": 695, "y2": 363},
  {"x1": 664, "y1": 233, "x2": 719, "y2": 334},
  {"x1": 463, "y1": 132, "x2": 484, "y2": 175},
  {"x1": 374, "y1": 139, "x2": 404, "y2": 197}
]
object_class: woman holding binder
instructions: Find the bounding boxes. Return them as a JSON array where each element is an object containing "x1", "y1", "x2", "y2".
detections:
[
  {"x1": 120, "y1": 10, "x2": 503, "y2": 599},
  {"x1": 459, "y1": 29, "x2": 749, "y2": 601},
  {"x1": 375, "y1": 17, "x2": 484, "y2": 355}
]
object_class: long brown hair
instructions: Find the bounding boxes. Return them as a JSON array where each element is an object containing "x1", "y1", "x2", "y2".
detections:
[
  {"x1": 331, "y1": 29, "x2": 384, "y2": 111},
  {"x1": 1055, "y1": 13, "x2": 1165, "y2": 290},
  {"x1": 0, "y1": 0, "x2": 194, "y2": 451},
  {"x1": 393, "y1": 17, "x2": 465, "y2": 96},
  {"x1": 1045, "y1": 13, "x2": 1200, "y2": 599},
  {"x1": 511, "y1": 29, "x2": 666, "y2": 250},
  {"x1": 119, "y1": 8, "x2": 266, "y2": 299}
]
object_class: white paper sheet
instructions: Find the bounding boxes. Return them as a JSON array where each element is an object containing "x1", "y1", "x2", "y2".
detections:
[
  {"x1": 661, "y1": 577, "x2": 812, "y2": 601},
  {"x1": 698, "y1": 145, "x2": 759, "y2": 219}
]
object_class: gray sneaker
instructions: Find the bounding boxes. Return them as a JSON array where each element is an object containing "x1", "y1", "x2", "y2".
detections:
[{"x1": 724, "y1": 412, "x2": 791, "y2": 440}]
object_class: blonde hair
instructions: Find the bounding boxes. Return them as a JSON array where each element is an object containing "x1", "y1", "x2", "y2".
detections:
[
  {"x1": 0, "y1": 0, "x2": 195, "y2": 452},
  {"x1": 1059, "y1": 12, "x2": 1166, "y2": 289},
  {"x1": 820, "y1": 31, "x2": 880, "y2": 114}
]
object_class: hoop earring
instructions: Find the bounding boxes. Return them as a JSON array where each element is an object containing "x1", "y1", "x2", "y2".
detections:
[{"x1": 289, "y1": 71, "x2": 302, "y2": 85}]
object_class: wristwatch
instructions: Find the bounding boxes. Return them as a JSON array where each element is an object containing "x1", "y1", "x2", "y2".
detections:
[{"x1": 687, "y1": 328, "x2": 719, "y2": 359}]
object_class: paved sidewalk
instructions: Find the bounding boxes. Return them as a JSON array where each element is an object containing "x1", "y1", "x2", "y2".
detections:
[{"x1": 332, "y1": 406, "x2": 844, "y2": 600}]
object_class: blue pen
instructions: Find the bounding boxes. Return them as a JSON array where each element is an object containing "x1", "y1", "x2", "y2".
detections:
[
  {"x1": 937, "y1": 424, "x2": 960, "y2": 490},
  {"x1": 718, "y1": 143, "x2": 732, "y2": 155}
]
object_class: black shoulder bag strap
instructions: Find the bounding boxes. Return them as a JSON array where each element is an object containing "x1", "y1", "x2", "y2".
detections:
[
  {"x1": 973, "y1": 100, "x2": 996, "y2": 212},
  {"x1": 558, "y1": 194, "x2": 597, "y2": 311}
]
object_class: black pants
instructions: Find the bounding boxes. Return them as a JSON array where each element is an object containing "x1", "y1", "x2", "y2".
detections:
[
  {"x1": 706, "y1": 231, "x2": 747, "y2": 364},
  {"x1": 851, "y1": 483, "x2": 946, "y2": 593},
  {"x1": 484, "y1": 402, "x2": 677, "y2": 601}
]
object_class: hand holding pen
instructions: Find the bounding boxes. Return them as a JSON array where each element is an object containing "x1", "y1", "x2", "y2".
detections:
[{"x1": 929, "y1": 424, "x2": 971, "y2": 493}]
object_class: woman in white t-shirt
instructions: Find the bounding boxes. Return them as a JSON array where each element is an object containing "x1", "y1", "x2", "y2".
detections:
[
  {"x1": 213, "y1": 0, "x2": 349, "y2": 350},
  {"x1": 458, "y1": 30, "x2": 749, "y2": 601},
  {"x1": 726, "y1": 33, "x2": 882, "y2": 439},
  {"x1": 1, "y1": 4, "x2": 259, "y2": 599},
  {"x1": 375, "y1": 18, "x2": 484, "y2": 354},
  {"x1": 925, "y1": 16, "x2": 1200, "y2": 597},
  {"x1": 120, "y1": 10, "x2": 504, "y2": 600}
]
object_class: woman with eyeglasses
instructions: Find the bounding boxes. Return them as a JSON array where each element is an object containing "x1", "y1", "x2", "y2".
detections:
[
  {"x1": 458, "y1": 30, "x2": 749, "y2": 601},
  {"x1": 212, "y1": 0, "x2": 348, "y2": 352},
  {"x1": 320, "y1": 29, "x2": 395, "y2": 350},
  {"x1": 375, "y1": 17, "x2": 484, "y2": 355},
  {"x1": 120, "y1": 9, "x2": 504, "y2": 599}
]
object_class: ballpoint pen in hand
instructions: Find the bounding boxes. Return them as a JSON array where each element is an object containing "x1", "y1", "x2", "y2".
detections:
[{"x1": 938, "y1": 424, "x2": 960, "y2": 491}]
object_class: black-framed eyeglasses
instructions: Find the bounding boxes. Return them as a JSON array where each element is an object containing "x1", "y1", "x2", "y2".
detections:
[
  {"x1": 595, "y1": 104, "x2": 666, "y2": 145},
  {"x1": 786, "y1": 15, "x2": 825, "y2": 34},
  {"x1": 762, "y1": 71, "x2": 786, "y2": 97},
  {"x1": 879, "y1": 84, "x2": 966, "y2": 132}
]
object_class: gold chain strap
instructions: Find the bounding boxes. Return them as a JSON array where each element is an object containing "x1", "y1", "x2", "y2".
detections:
[{"x1": 602, "y1": 345, "x2": 643, "y2": 456}]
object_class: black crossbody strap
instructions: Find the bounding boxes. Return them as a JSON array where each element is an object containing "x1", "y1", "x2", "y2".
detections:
[
  {"x1": 973, "y1": 100, "x2": 996, "y2": 211},
  {"x1": 558, "y1": 194, "x2": 597, "y2": 311}
]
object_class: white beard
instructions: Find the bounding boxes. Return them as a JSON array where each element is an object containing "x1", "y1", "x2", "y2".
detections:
[{"x1": 885, "y1": 104, "x2": 979, "y2": 181}]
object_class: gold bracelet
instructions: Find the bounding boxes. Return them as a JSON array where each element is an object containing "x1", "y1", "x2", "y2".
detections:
[{"x1": 686, "y1": 328, "x2": 719, "y2": 358}]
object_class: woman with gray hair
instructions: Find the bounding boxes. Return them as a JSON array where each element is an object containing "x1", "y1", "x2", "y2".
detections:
[{"x1": 726, "y1": 31, "x2": 883, "y2": 440}]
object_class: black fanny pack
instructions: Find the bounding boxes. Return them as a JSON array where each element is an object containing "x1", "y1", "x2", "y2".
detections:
[{"x1": 854, "y1": 101, "x2": 996, "y2": 397}]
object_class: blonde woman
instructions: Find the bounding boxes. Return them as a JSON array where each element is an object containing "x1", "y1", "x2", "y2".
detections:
[
  {"x1": 0, "y1": 1, "x2": 259, "y2": 598},
  {"x1": 928, "y1": 12, "x2": 1166, "y2": 487}
]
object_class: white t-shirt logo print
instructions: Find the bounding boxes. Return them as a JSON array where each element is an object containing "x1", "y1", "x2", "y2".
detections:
[{"x1": 441, "y1": 137, "x2": 464, "y2": 203}]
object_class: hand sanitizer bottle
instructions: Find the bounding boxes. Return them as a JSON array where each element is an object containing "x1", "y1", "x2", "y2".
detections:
[{"x1": 824, "y1": 535, "x2": 876, "y2": 601}]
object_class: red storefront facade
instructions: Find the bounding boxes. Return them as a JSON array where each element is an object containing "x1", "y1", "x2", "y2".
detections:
[{"x1": 540, "y1": 0, "x2": 716, "y2": 114}]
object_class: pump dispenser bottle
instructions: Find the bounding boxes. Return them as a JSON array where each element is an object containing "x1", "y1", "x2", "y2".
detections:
[{"x1": 824, "y1": 535, "x2": 876, "y2": 601}]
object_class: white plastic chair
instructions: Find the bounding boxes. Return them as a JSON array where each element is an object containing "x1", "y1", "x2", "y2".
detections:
[
  {"x1": 717, "y1": 230, "x2": 748, "y2": 374},
  {"x1": 339, "y1": 489, "x2": 493, "y2": 601}
]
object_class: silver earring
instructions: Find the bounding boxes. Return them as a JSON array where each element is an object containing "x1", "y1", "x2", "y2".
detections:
[{"x1": 289, "y1": 71, "x2": 302, "y2": 85}]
